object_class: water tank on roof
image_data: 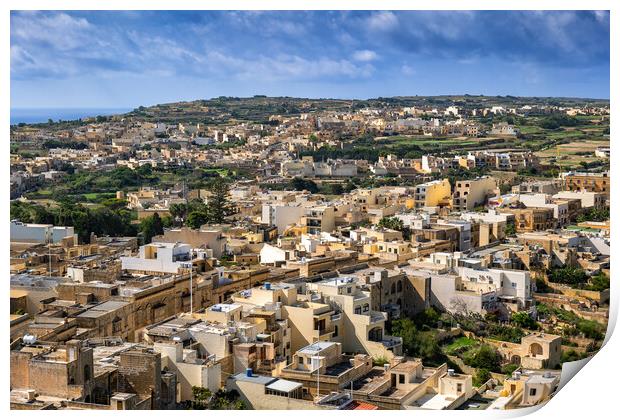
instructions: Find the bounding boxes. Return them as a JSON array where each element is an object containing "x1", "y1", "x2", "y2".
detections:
[
  {"x1": 22, "y1": 334, "x2": 37, "y2": 345},
  {"x1": 246, "y1": 368, "x2": 253, "y2": 377},
  {"x1": 264, "y1": 282, "x2": 271, "y2": 290}
]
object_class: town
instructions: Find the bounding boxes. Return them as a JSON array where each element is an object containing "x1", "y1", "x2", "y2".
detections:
[{"x1": 9, "y1": 95, "x2": 610, "y2": 411}]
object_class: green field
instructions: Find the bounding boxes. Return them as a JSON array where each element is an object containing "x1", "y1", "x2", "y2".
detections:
[{"x1": 442, "y1": 336, "x2": 478, "y2": 355}]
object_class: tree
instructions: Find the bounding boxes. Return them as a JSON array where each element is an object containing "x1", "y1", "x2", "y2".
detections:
[
  {"x1": 576, "y1": 207, "x2": 610, "y2": 223},
  {"x1": 140, "y1": 212, "x2": 164, "y2": 244},
  {"x1": 511, "y1": 311, "x2": 539, "y2": 330},
  {"x1": 377, "y1": 216, "x2": 405, "y2": 232},
  {"x1": 463, "y1": 344, "x2": 502, "y2": 372},
  {"x1": 191, "y1": 386, "x2": 212, "y2": 409},
  {"x1": 548, "y1": 267, "x2": 588, "y2": 285},
  {"x1": 170, "y1": 203, "x2": 189, "y2": 224},
  {"x1": 390, "y1": 318, "x2": 442, "y2": 363},
  {"x1": 586, "y1": 273, "x2": 610, "y2": 291},
  {"x1": 187, "y1": 211, "x2": 209, "y2": 229},
  {"x1": 504, "y1": 222, "x2": 516, "y2": 236},
  {"x1": 473, "y1": 368, "x2": 491, "y2": 387},
  {"x1": 290, "y1": 177, "x2": 318, "y2": 193},
  {"x1": 501, "y1": 364, "x2": 519, "y2": 376},
  {"x1": 204, "y1": 182, "x2": 235, "y2": 224}
]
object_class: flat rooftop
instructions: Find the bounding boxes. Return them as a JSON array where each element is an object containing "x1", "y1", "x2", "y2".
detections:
[
  {"x1": 297, "y1": 341, "x2": 336, "y2": 355},
  {"x1": 209, "y1": 303, "x2": 241, "y2": 313},
  {"x1": 319, "y1": 277, "x2": 357, "y2": 287},
  {"x1": 232, "y1": 372, "x2": 277, "y2": 386},
  {"x1": 77, "y1": 300, "x2": 131, "y2": 318}
]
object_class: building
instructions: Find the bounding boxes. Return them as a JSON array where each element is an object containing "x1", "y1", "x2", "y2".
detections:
[
  {"x1": 120, "y1": 242, "x2": 209, "y2": 275},
  {"x1": 278, "y1": 341, "x2": 374, "y2": 399},
  {"x1": 517, "y1": 193, "x2": 578, "y2": 227},
  {"x1": 350, "y1": 358, "x2": 471, "y2": 410},
  {"x1": 10, "y1": 220, "x2": 76, "y2": 244},
  {"x1": 499, "y1": 207, "x2": 555, "y2": 233},
  {"x1": 414, "y1": 179, "x2": 452, "y2": 209},
  {"x1": 452, "y1": 177, "x2": 498, "y2": 211},
  {"x1": 552, "y1": 190, "x2": 606, "y2": 209},
  {"x1": 493, "y1": 333, "x2": 562, "y2": 370},
  {"x1": 262, "y1": 203, "x2": 306, "y2": 233},
  {"x1": 562, "y1": 171, "x2": 610, "y2": 196},
  {"x1": 490, "y1": 370, "x2": 560, "y2": 409},
  {"x1": 11, "y1": 339, "x2": 95, "y2": 402},
  {"x1": 301, "y1": 205, "x2": 336, "y2": 234},
  {"x1": 489, "y1": 123, "x2": 518, "y2": 136},
  {"x1": 153, "y1": 227, "x2": 226, "y2": 258}
]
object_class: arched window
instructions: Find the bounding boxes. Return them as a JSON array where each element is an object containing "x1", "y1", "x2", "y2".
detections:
[
  {"x1": 397, "y1": 280, "x2": 403, "y2": 293},
  {"x1": 391, "y1": 283, "x2": 396, "y2": 294}
]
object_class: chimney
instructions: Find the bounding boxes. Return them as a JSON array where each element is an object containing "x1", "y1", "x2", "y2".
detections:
[{"x1": 26, "y1": 390, "x2": 36, "y2": 402}]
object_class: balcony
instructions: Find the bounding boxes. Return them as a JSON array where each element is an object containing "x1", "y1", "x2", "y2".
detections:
[
  {"x1": 381, "y1": 335, "x2": 403, "y2": 350},
  {"x1": 369, "y1": 311, "x2": 387, "y2": 325},
  {"x1": 313, "y1": 327, "x2": 335, "y2": 341}
]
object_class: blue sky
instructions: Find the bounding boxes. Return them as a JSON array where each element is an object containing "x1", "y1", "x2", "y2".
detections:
[{"x1": 10, "y1": 10, "x2": 610, "y2": 108}]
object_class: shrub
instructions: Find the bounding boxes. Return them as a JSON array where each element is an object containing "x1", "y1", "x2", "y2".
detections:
[
  {"x1": 473, "y1": 368, "x2": 491, "y2": 387},
  {"x1": 463, "y1": 344, "x2": 502, "y2": 372}
]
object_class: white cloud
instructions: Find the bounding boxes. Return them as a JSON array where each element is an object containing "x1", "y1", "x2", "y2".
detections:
[
  {"x1": 205, "y1": 51, "x2": 374, "y2": 81},
  {"x1": 593, "y1": 10, "x2": 609, "y2": 24},
  {"x1": 401, "y1": 64, "x2": 415, "y2": 76},
  {"x1": 367, "y1": 11, "x2": 398, "y2": 31},
  {"x1": 11, "y1": 12, "x2": 94, "y2": 51},
  {"x1": 352, "y1": 50, "x2": 378, "y2": 62}
]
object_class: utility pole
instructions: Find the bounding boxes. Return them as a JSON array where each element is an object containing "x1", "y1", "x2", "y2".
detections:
[
  {"x1": 182, "y1": 261, "x2": 193, "y2": 314},
  {"x1": 312, "y1": 353, "x2": 321, "y2": 399},
  {"x1": 47, "y1": 230, "x2": 52, "y2": 276}
]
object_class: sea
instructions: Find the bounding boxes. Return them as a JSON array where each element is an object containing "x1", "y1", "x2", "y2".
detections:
[{"x1": 10, "y1": 108, "x2": 132, "y2": 125}]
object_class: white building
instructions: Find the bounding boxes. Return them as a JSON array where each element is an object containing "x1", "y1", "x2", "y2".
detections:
[
  {"x1": 120, "y1": 242, "x2": 196, "y2": 274},
  {"x1": 458, "y1": 266, "x2": 532, "y2": 309},
  {"x1": 10, "y1": 220, "x2": 76, "y2": 244},
  {"x1": 262, "y1": 204, "x2": 306, "y2": 233},
  {"x1": 260, "y1": 243, "x2": 295, "y2": 265},
  {"x1": 553, "y1": 191, "x2": 606, "y2": 209}
]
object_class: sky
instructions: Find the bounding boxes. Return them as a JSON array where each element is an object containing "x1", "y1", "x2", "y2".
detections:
[{"x1": 10, "y1": 10, "x2": 610, "y2": 109}]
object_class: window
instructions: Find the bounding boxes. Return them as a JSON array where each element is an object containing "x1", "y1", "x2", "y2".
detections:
[
  {"x1": 529, "y1": 388, "x2": 537, "y2": 396},
  {"x1": 347, "y1": 287, "x2": 352, "y2": 294},
  {"x1": 399, "y1": 374, "x2": 405, "y2": 384},
  {"x1": 457, "y1": 384, "x2": 463, "y2": 393},
  {"x1": 363, "y1": 303, "x2": 369, "y2": 313},
  {"x1": 354, "y1": 306, "x2": 362, "y2": 315},
  {"x1": 333, "y1": 326, "x2": 338, "y2": 337},
  {"x1": 298, "y1": 357, "x2": 303, "y2": 365}
]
